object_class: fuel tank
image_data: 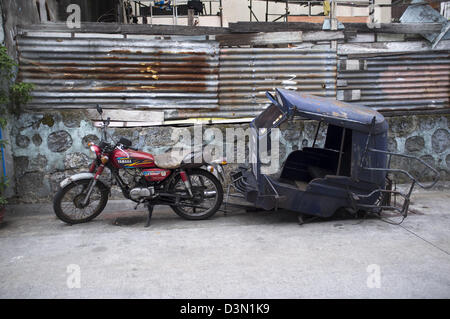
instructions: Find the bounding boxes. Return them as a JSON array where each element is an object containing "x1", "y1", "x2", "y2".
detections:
[{"x1": 111, "y1": 148, "x2": 155, "y2": 169}]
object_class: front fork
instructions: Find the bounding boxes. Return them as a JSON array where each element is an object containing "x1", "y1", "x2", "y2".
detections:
[
  {"x1": 82, "y1": 162, "x2": 105, "y2": 206},
  {"x1": 179, "y1": 170, "x2": 193, "y2": 197}
]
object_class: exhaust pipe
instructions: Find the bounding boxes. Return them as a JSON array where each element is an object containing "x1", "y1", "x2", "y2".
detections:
[{"x1": 203, "y1": 190, "x2": 217, "y2": 198}]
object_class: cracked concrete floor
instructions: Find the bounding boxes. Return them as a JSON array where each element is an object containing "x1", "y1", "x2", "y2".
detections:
[{"x1": 0, "y1": 189, "x2": 449, "y2": 298}]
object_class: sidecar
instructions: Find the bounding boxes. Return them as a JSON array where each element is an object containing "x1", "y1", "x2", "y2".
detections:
[{"x1": 228, "y1": 89, "x2": 439, "y2": 220}]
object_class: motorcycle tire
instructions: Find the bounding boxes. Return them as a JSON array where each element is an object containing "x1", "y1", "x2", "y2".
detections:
[
  {"x1": 53, "y1": 179, "x2": 109, "y2": 225},
  {"x1": 169, "y1": 168, "x2": 223, "y2": 220}
]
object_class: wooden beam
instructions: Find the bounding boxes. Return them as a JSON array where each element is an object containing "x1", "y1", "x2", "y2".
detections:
[
  {"x1": 216, "y1": 31, "x2": 303, "y2": 46},
  {"x1": 216, "y1": 30, "x2": 347, "y2": 46},
  {"x1": 338, "y1": 40, "x2": 450, "y2": 55},
  {"x1": 18, "y1": 22, "x2": 230, "y2": 36},
  {"x1": 229, "y1": 22, "x2": 444, "y2": 34},
  {"x1": 302, "y1": 31, "x2": 345, "y2": 42},
  {"x1": 18, "y1": 21, "x2": 444, "y2": 38},
  {"x1": 188, "y1": 9, "x2": 195, "y2": 27},
  {"x1": 87, "y1": 109, "x2": 164, "y2": 124},
  {"x1": 344, "y1": 23, "x2": 444, "y2": 34},
  {"x1": 93, "y1": 121, "x2": 164, "y2": 128},
  {"x1": 164, "y1": 117, "x2": 254, "y2": 126},
  {"x1": 19, "y1": 21, "x2": 444, "y2": 37},
  {"x1": 229, "y1": 22, "x2": 323, "y2": 33}
]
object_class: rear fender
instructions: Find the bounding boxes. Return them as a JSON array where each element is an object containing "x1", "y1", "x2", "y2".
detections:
[
  {"x1": 181, "y1": 163, "x2": 225, "y2": 182},
  {"x1": 206, "y1": 163, "x2": 225, "y2": 182}
]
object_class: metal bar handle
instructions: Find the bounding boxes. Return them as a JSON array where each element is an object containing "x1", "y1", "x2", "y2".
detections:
[{"x1": 366, "y1": 148, "x2": 440, "y2": 189}]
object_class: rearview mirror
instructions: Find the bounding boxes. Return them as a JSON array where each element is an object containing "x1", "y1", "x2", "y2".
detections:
[{"x1": 96, "y1": 104, "x2": 103, "y2": 115}]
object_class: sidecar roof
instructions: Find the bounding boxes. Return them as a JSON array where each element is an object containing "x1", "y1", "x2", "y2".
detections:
[{"x1": 276, "y1": 88, "x2": 387, "y2": 134}]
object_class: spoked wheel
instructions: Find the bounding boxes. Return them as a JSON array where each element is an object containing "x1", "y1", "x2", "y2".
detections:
[
  {"x1": 169, "y1": 168, "x2": 223, "y2": 220},
  {"x1": 53, "y1": 179, "x2": 109, "y2": 224}
]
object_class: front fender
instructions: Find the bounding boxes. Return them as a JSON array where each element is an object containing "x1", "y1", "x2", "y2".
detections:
[{"x1": 60, "y1": 172, "x2": 95, "y2": 188}]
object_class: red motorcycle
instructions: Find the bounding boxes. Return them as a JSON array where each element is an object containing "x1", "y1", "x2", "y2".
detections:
[{"x1": 53, "y1": 105, "x2": 225, "y2": 227}]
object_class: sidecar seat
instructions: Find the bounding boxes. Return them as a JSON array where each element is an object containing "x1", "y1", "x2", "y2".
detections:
[{"x1": 308, "y1": 166, "x2": 334, "y2": 179}]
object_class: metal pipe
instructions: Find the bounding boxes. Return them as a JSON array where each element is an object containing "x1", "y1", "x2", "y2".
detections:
[
  {"x1": 219, "y1": 0, "x2": 223, "y2": 27},
  {"x1": 285, "y1": 0, "x2": 289, "y2": 22},
  {"x1": 176, "y1": 0, "x2": 179, "y2": 26},
  {"x1": 336, "y1": 128, "x2": 346, "y2": 175},
  {"x1": 173, "y1": 0, "x2": 176, "y2": 25},
  {"x1": 82, "y1": 178, "x2": 98, "y2": 206},
  {"x1": 312, "y1": 121, "x2": 321, "y2": 148}
]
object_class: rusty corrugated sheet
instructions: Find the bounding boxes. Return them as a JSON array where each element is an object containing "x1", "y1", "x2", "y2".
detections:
[
  {"x1": 17, "y1": 33, "x2": 219, "y2": 112},
  {"x1": 337, "y1": 51, "x2": 450, "y2": 112},
  {"x1": 217, "y1": 47, "x2": 337, "y2": 118},
  {"x1": 18, "y1": 28, "x2": 448, "y2": 121},
  {"x1": 17, "y1": 30, "x2": 337, "y2": 120}
]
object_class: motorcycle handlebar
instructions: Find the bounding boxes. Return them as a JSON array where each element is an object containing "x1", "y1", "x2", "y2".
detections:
[
  {"x1": 100, "y1": 117, "x2": 110, "y2": 142},
  {"x1": 97, "y1": 110, "x2": 132, "y2": 150},
  {"x1": 115, "y1": 142, "x2": 138, "y2": 152}
]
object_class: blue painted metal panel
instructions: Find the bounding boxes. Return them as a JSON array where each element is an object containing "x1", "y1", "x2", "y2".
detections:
[{"x1": 276, "y1": 88, "x2": 387, "y2": 133}]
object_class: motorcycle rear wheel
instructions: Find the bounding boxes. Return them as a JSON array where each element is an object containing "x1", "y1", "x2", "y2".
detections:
[
  {"x1": 169, "y1": 168, "x2": 223, "y2": 220},
  {"x1": 53, "y1": 179, "x2": 109, "y2": 224}
]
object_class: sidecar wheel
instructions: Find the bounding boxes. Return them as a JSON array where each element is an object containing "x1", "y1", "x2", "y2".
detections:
[{"x1": 53, "y1": 179, "x2": 109, "y2": 224}]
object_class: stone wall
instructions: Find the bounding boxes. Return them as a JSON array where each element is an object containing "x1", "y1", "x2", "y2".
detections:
[
  {"x1": 7, "y1": 110, "x2": 450, "y2": 203},
  {"x1": 387, "y1": 115, "x2": 450, "y2": 183}
]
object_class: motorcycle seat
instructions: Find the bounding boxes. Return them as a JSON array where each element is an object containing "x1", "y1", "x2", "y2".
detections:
[{"x1": 153, "y1": 151, "x2": 185, "y2": 169}]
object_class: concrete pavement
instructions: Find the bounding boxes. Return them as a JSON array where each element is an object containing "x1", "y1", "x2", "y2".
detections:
[{"x1": 0, "y1": 188, "x2": 449, "y2": 298}]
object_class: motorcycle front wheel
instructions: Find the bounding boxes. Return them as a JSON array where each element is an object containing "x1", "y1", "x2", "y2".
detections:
[
  {"x1": 169, "y1": 168, "x2": 223, "y2": 220},
  {"x1": 53, "y1": 179, "x2": 109, "y2": 224}
]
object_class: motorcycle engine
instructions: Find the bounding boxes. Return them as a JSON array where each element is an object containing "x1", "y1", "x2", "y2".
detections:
[
  {"x1": 129, "y1": 187, "x2": 155, "y2": 200},
  {"x1": 121, "y1": 168, "x2": 156, "y2": 200}
]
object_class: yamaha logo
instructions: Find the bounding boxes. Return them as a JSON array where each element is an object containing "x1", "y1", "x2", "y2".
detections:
[{"x1": 117, "y1": 158, "x2": 132, "y2": 164}]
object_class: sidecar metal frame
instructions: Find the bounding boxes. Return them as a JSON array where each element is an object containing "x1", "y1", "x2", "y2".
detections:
[{"x1": 227, "y1": 89, "x2": 439, "y2": 219}]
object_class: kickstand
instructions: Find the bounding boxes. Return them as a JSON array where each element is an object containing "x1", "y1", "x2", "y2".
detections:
[
  {"x1": 145, "y1": 204, "x2": 154, "y2": 228},
  {"x1": 297, "y1": 213, "x2": 304, "y2": 226}
]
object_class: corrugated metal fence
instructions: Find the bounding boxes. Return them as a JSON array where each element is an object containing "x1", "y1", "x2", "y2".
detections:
[
  {"x1": 337, "y1": 51, "x2": 450, "y2": 112},
  {"x1": 16, "y1": 28, "x2": 450, "y2": 122},
  {"x1": 17, "y1": 33, "x2": 220, "y2": 113},
  {"x1": 218, "y1": 48, "x2": 337, "y2": 118}
]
